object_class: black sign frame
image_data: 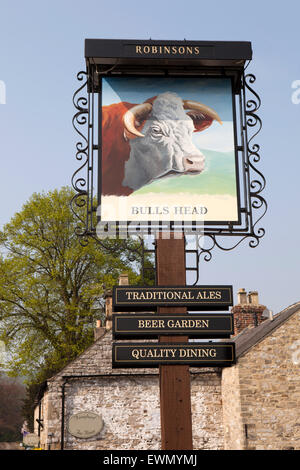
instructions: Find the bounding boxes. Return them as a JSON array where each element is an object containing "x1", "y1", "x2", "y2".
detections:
[
  {"x1": 85, "y1": 39, "x2": 252, "y2": 64},
  {"x1": 112, "y1": 342, "x2": 236, "y2": 368},
  {"x1": 112, "y1": 285, "x2": 233, "y2": 312},
  {"x1": 98, "y1": 73, "x2": 242, "y2": 228},
  {"x1": 112, "y1": 313, "x2": 233, "y2": 339}
]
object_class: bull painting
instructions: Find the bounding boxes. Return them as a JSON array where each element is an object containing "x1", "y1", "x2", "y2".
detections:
[
  {"x1": 102, "y1": 91, "x2": 222, "y2": 196},
  {"x1": 100, "y1": 77, "x2": 239, "y2": 223}
]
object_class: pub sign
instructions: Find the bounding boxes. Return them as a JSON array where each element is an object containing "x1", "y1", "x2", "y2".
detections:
[
  {"x1": 112, "y1": 313, "x2": 233, "y2": 339},
  {"x1": 113, "y1": 285, "x2": 233, "y2": 311},
  {"x1": 72, "y1": 38, "x2": 266, "y2": 247},
  {"x1": 100, "y1": 75, "x2": 239, "y2": 225},
  {"x1": 112, "y1": 342, "x2": 236, "y2": 368}
]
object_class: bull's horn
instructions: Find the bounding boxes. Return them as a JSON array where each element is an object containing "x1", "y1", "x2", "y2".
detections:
[
  {"x1": 183, "y1": 100, "x2": 222, "y2": 124},
  {"x1": 123, "y1": 103, "x2": 153, "y2": 138}
]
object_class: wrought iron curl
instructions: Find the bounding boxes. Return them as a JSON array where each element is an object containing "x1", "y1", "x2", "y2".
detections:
[
  {"x1": 244, "y1": 73, "x2": 267, "y2": 249},
  {"x1": 70, "y1": 71, "x2": 89, "y2": 239}
]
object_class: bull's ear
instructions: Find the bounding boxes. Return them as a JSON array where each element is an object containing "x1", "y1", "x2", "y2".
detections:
[
  {"x1": 186, "y1": 111, "x2": 214, "y2": 133},
  {"x1": 183, "y1": 100, "x2": 222, "y2": 132}
]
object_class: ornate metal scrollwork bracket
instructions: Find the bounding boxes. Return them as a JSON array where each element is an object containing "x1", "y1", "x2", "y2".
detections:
[
  {"x1": 70, "y1": 68, "x2": 267, "y2": 284},
  {"x1": 70, "y1": 71, "x2": 90, "y2": 245},
  {"x1": 244, "y1": 73, "x2": 267, "y2": 247}
]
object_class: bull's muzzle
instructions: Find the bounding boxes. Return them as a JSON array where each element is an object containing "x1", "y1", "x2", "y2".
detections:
[{"x1": 183, "y1": 155, "x2": 205, "y2": 173}]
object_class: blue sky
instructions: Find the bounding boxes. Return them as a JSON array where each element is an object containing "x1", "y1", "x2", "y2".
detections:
[{"x1": 0, "y1": 0, "x2": 300, "y2": 314}]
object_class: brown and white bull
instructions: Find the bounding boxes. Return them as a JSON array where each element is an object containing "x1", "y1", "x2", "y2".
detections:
[{"x1": 102, "y1": 92, "x2": 222, "y2": 196}]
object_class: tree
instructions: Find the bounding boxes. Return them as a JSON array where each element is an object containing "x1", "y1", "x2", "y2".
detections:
[{"x1": 0, "y1": 187, "x2": 144, "y2": 384}]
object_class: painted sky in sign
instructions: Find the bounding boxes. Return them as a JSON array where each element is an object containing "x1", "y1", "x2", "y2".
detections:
[
  {"x1": 102, "y1": 77, "x2": 234, "y2": 121},
  {"x1": 102, "y1": 77, "x2": 236, "y2": 153}
]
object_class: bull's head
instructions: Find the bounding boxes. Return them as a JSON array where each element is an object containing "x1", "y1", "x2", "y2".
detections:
[{"x1": 122, "y1": 92, "x2": 222, "y2": 191}]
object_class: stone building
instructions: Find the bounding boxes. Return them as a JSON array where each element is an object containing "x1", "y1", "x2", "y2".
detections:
[{"x1": 34, "y1": 281, "x2": 300, "y2": 450}]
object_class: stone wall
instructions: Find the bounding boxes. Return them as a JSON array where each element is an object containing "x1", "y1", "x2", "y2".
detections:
[
  {"x1": 36, "y1": 330, "x2": 224, "y2": 450},
  {"x1": 237, "y1": 310, "x2": 300, "y2": 450},
  {"x1": 190, "y1": 371, "x2": 223, "y2": 450},
  {"x1": 37, "y1": 371, "x2": 224, "y2": 450},
  {"x1": 63, "y1": 376, "x2": 161, "y2": 450},
  {"x1": 222, "y1": 310, "x2": 300, "y2": 450},
  {"x1": 39, "y1": 371, "x2": 225, "y2": 450},
  {"x1": 34, "y1": 392, "x2": 49, "y2": 448},
  {"x1": 221, "y1": 364, "x2": 245, "y2": 449}
]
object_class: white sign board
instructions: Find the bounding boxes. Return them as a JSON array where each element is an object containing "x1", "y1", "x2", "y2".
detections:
[
  {"x1": 68, "y1": 411, "x2": 103, "y2": 439},
  {"x1": 23, "y1": 433, "x2": 40, "y2": 447}
]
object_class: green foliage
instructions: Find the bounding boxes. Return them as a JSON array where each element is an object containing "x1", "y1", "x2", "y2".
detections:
[{"x1": 0, "y1": 187, "x2": 147, "y2": 386}]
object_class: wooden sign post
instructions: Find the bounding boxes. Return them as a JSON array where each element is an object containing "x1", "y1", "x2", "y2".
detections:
[
  {"x1": 156, "y1": 233, "x2": 193, "y2": 450},
  {"x1": 111, "y1": 243, "x2": 235, "y2": 449},
  {"x1": 111, "y1": 241, "x2": 235, "y2": 449}
]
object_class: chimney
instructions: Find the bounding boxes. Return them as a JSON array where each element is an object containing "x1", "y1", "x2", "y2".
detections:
[
  {"x1": 268, "y1": 310, "x2": 274, "y2": 321},
  {"x1": 94, "y1": 319, "x2": 105, "y2": 341},
  {"x1": 104, "y1": 273, "x2": 129, "y2": 331},
  {"x1": 237, "y1": 288, "x2": 247, "y2": 305},
  {"x1": 119, "y1": 273, "x2": 129, "y2": 286},
  {"x1": 231, "y1": 289, "x2": 267, "y2": 335},
  {"x1": 104, "y1": 290, "x2": 113, "y2": 331},
  {"x1": 248, "y1": 291, "x2": 259, "y2": 305}
]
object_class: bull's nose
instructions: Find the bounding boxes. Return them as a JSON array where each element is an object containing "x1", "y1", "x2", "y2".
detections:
[{"x1": 183, "y1": 155, "x2": 205, "y2": 173}]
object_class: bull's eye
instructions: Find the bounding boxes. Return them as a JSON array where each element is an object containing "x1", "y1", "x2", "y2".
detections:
[
  {"x1": 150, "y1": 123, "x2": 169, "y2": 140},
  {"x1": 150, "y1": 125, "x2": 163, "y2": 140},
  {"x1": 151, "y1": 127, "x2": 161, "y2": 135}
]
